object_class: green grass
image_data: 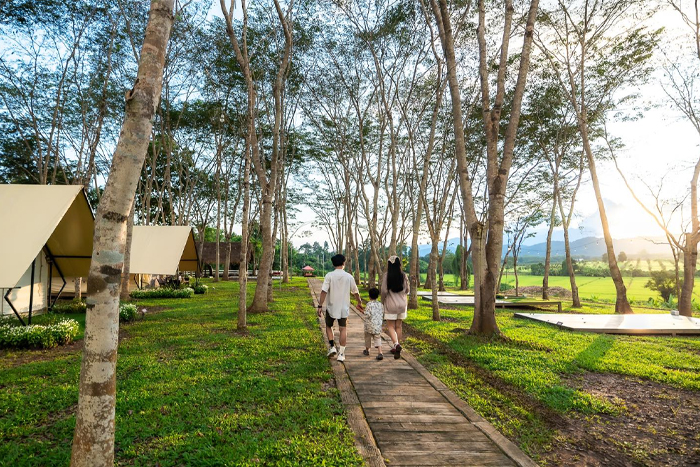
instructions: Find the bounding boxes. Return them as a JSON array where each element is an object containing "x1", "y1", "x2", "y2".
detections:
[
  {"x1": 0, "y1": 278, "x2": 363, "y2": 467},
  {"x1": 401, "y1": 301, "x2": 700, "y2": 460},
  {"x1": 418, "y1": 271, "x2": 700, "y2": 302}
]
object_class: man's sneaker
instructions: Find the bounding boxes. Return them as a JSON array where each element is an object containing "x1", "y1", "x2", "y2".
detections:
[
  {"x1": 363, "y1": 349, "x2": 370, "y2": 356},
  {"x1": 394, "y1": 344, "x2": 402, "y2": 360},
  {"x1": 327, "y1": 347, "x2": 337, "y2": 357},
  {"x1": 337, "y1": 353, "x2": 345, "y2": 362}
]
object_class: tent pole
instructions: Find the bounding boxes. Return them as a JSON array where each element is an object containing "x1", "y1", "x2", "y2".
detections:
[
  {"x1": 48, "y1": 255, "x2": 53, "y2": 310},
  {"x1": 3, "y1": 289, "x2": 26, "y2": 326},
  {"x1": 28, "y1": 258, "x2": 35, "y2": 324},
  {"x1": 45, "y1": 245, "x2": 66, "y2": 307}
]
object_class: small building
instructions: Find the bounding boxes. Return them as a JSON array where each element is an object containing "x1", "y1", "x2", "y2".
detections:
[
  {"x1": 128, "y1": 225, "x2": 200, "y2": 289},
  {"x1": 196, "y1": 241, "x2": 254, "y2": 277},
  {"x1": 0, "y1": 185, "x2": 94, "y2": 323}
]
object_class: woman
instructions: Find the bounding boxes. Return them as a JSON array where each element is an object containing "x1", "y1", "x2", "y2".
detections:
[{"x1": 381, "y1": 255, "x2": 409, "y2": 359}]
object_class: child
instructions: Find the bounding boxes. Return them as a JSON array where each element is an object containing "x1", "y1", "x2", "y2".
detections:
[{"x1": 363, "y1": 288, "x2": 384, "y2": 360}]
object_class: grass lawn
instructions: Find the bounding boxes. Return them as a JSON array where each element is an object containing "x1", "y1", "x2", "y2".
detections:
[
  {"x1": 419, "y1": 272, "x2": 700, "y2": 303},
  {"x1": 400, "y1": 300, "x2": 700, "y2": 465},
  {"x1": 0, "y1": 278, "x2": 363, "y2": 466}
]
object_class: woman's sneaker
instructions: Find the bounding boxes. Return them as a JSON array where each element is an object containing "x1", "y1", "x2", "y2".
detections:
[
  {"x1": 327, "y1": 347, "x2": 337, "y2": 357},
  {"x1": 394, "y1": 344, "x2": 402, "y2": 359},
  {"x1": 337, "y1": 352, "x2": 345, "y2": 362}
]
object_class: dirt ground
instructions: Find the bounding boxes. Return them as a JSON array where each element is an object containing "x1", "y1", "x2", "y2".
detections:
[
  {"x1": 402, "y1": 324, "x2": 700, "y2": 467},
  {"x1": 553, "y1": 373, "x2": 700, "y2": 467}
]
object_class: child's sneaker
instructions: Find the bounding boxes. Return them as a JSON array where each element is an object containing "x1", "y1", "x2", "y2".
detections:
[
  {"x1": 376, "y1": 354, "x2": 384, "y2": 361},
  {"x1": 327, "y1": 347, "x2": 337, "y2": 357}
]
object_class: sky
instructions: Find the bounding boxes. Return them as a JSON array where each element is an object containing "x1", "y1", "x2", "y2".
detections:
[{"x1": 204, "y1": 1, "x2": 699, "y2": 250}]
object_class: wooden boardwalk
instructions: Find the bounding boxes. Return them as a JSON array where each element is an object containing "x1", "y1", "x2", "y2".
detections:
[{"x1": 308, "y1": 279, "x2": 537, "y2": 467}]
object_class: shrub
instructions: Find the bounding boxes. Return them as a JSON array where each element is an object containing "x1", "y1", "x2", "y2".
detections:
[
  {"x1": 193, "y1": 284, "x2": 208, "y2": 294},
  {"x1": 52, "y1": 299, "x2": 87, "y2": 313},
  {"x1": 0, "y1": 318, "x2": 80, "y2": 349},
  {"x1": 130, "y1": 288, "x2": 194, "y2": 299},
  {"x1": 645, "y1": 270, "x2": 680, "y2": 302},
  {"x1": 119, "y1": 303, "x2": 138, "y2": 323}
]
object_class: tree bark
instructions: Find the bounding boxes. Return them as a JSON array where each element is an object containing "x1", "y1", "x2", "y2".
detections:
[
  {"x1": 542, "y1": 176, "x2": 558, "y2": 300},
  {"x1": 238, "y1": 138, "x2": 252, "y2": 329},
  {"x1": 71, "y1": 2, "x2": 174, "y2": 465},
  {"x1": 119, "y1": 200, "x2": 135, "y2": 301}
]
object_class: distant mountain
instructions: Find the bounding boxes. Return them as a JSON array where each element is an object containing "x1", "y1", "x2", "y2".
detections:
[{"x1": 417, "y1": 235, "x2": 673, "y2": 260}]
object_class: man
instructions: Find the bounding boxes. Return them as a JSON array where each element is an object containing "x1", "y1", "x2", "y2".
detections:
[{"x1": 317, "y1": 254, "x2": 364, "y2": 362}]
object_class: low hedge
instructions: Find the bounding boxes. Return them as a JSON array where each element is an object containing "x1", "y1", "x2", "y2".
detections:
[
  {"x1": 130, "y1": 287, "x2": 194, "y2": 299},
  {"x1": 193, "y1": 284, "x2": 208, "y2": 294},
  {"x1": 52, "y1": 299, "x2": 87, "y2": 313},
  {"x1": 0, "y1": 318, "x2": 80, "y2": 349}
]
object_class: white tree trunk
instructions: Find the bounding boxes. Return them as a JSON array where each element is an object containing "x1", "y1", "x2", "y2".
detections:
[{"x1": 71, "y1": 2, "x2": 174, "y2": 465}]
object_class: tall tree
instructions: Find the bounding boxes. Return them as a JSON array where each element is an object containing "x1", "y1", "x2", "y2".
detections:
[
  {"x1": 430, "y1": 0, "x2": 539, "y2": 335},
  {"x1": 71, "y1": 1, "x2": 174, "y2": 465},
  {"x1": 535, "y1": 0, "x2": 661, "y2": 313},
  {"x1": 220, "y1": 0, "x2": 294, "y2": 312}
]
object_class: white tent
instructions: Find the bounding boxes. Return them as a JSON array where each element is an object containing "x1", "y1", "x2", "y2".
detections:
[
  {"x1": 129, "y1": 225, "x2": 199, "y2": 282},
  {"x1": 0, "y1": 185, "x2": 94, "y2": 322}
]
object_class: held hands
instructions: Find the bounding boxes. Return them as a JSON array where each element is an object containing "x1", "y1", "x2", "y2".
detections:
[{"x1": 356, "y1": 302, "x2": 365, "y2": 313}]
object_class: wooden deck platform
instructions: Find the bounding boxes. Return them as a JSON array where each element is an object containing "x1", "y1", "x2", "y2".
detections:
[{"x1": 308, "y1": 279, "x2": 537, "y2": 467}]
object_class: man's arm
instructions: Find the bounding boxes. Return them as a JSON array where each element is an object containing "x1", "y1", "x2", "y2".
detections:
[{"x1": 317, "y1": 290, "x2": 327, "y2": 317}]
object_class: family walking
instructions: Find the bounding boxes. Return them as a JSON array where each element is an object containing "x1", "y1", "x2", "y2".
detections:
[{"x1": 316, "y1": 254, "x2": 409, "y2": 362}]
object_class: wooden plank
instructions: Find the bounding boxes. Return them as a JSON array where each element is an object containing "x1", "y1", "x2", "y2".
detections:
[
  {"x1": 382, "y1": 451, "x2": 514, "y2": 466},
  {"x1": 365, "y1": 414, "x2": 469, "y2": 424}
]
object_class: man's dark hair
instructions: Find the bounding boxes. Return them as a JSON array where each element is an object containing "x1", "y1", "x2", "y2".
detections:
[
  {"x1": 368, "y1": 288, "x2": 380, "y2": 300},
  {"x1": 331, "y1": 254, "x2": 346, "y2": 267}
]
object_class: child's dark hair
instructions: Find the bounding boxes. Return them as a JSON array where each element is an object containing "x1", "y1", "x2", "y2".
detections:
[{"x1": 368, "y1": 288, "x2": 380, "y2": 300}]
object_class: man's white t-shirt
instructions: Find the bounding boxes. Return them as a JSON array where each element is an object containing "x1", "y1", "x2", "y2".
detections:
[{"x1": 321, "y1": 268, "x2": 359, "y2": 319}]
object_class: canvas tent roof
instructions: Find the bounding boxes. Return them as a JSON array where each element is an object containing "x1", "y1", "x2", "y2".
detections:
[
  {"x1": 0, "y1": 185, "x2": 94, "y2": 289},
  {"x1": 129, "y1": 226, "x2": 199, "y2": 275}
]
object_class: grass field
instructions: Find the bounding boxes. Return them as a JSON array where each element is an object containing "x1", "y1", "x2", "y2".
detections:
[
  {"x1": 0, "y1": 278, "x2": 363, "y2": 466},
  {"x1": 420, "y1": 272, "x2": 700, "y2": 303}
]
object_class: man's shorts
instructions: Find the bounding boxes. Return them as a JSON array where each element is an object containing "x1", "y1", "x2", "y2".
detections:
[{"x1": 325, "y1": 311, "x2": 347, "y2": 328}]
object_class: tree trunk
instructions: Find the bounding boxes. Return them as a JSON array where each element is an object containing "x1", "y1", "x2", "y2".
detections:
[
  {"x1": 430, "y1": 241, "x2": 440, "y2": 320},
  {"x1": 580, "y1": 126, "x2": 632, "y2": 313},
  {"x1": 680, "y1": 242, "x2": 698, "y2": 316},
  {"x1": 542, "y1": 181, "x2": 557, "y2": 300},
  {"x1": 560, "y1": 206, "x2": 581, "y2": 307},
  {"x1": 119, "y1": 200, "x2": 135, "y2": 301},
  {"x1": 71, "y1": 2, "x2": 173, "y2": 465},
  {"x1": 74, "y1": 278, "x2": 83, "y2": 301},
  {"x1": 408, "y1": 227, "x2": 420, "y2": 308},
  {"x1": 223, "y1": 242, "x2": 231, "y2": 281},
  {"x1": 679, "y1": 156, "x2": 700, "y2": 315},
  {"x1": 238, "y1": 139, "x2": 252, "y2": 329}
]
